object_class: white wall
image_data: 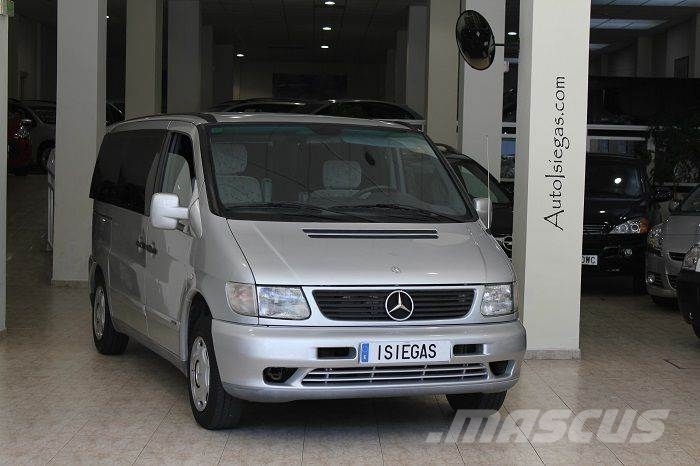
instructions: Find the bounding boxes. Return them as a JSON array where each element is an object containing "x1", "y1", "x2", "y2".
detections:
[{"x1": 236, "y1": 61, "x2": 386, "y2": 100}]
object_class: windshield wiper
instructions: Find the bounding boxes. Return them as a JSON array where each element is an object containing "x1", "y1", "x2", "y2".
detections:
[
  {"x1": 227, "y1": 202, "x2": 374, "y2": 222},
  {"x1": 334, "y1": 203, "x2": 464, "y2": 223}
]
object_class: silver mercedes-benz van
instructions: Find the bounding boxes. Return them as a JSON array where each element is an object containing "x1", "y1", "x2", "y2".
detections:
[{"x1": 89, "y1": 113, "x2": 526, "y2": 429}]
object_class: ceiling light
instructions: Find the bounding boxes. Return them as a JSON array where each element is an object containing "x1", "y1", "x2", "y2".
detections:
[
  {"x1": 324, "y1": 1, "x2": 336, "y2": 5},
  {"x1": 322, "y1": 26, "x2": 332, "y2": 31},
  {"x1": 106, "y1": 15, "x2": 110, "y2": 19},
  {"x1": 321, "y1": 45, "x2": 330, "y2": 49},
  {"x1": 507, "y1": 31, "x2": 517, "y2": 36},
  {"x1": 236, "y1": 53, "x2": 245, "y2": 58}
]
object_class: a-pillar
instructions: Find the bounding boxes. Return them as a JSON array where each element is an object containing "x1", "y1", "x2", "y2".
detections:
[
  {"x1": 512, "y1": 0, "x2": 591, "y2": 359},
  {"x1": 425, "y1": 0, "x2": 460, "y2": 148},
  {"x1": 125, "y1": 0, "x2": 163, "y2": 119},
  {"x1": 53, "y1": 0, "x2": 107, "y2": 284},
  {"x1": 167, "y1": 0, "x2": 201, "y2": 113},
  {"x1": 0, "y1": 8, "x2": 8, "y2": 338},
  {"x1": 458, "y1": 0, "x2": 505, "y2": 179}
]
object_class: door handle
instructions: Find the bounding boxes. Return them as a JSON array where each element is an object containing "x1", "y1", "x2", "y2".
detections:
[
  {"x1": 135, "y1": 239, "x2": 146, "y2": 250},
  {"x1": 145, "y1": 243, "x2": 158, "y2": 255}
]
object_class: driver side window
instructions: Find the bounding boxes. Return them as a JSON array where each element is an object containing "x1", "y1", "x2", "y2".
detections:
[{"x1": 161, "y1": 133, "x2": 195, "y2": 208}]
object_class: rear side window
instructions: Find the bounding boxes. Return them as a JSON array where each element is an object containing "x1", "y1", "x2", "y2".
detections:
[{"x1": 91, "y1": 129, "x2": 166, "y2": 214}]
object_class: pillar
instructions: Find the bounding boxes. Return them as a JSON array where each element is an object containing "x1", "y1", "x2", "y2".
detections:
[
  {"x1": 0, "y1": 9, "x2": 8, "y2": 338},
  {"x1": 458, "y1": 0, "x2": 505, "y2": 178},
  {"x1": 636, "y1": 36, "x2": 653, "y2": 78},
  {"x1": 512, "y1": 0, "x2": 590, "y2": 359},
  {"x1": 405, "y1": 5, "x2": 428, "y2": 117},
  {"x1": 125, "y1": 0, "x2": 163, "y2": 119},
  {"x1": 201, "y1": 25, "x2": 214, "y2": 110},
  {"x1": 167, "y1": 0, "x2": 201, "y2": 112},
  {"x1": 53, "y1": 0, "x2": 106, "y2": 284},
  {"x1": 384, "y1": 49, "x2": 395, "y2": 101},
  {"x1": 425, "y1": 0, "x2": 460, "y2": 148}
]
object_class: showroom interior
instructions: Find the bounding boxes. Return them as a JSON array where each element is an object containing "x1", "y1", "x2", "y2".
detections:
[{"x1": 0, "y1": 0, "x2": 699, "y2": 463}]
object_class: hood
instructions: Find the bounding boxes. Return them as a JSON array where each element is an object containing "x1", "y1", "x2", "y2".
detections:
[
  {"x1": 663, "y1": 214, "x2": 700, "y2": 254},
  {"x1": 583, "y1": 197, "x2": 648, "y2": 227},
  {"x1": 227, "y1": 221, "x2": 513, "y2": 286}
]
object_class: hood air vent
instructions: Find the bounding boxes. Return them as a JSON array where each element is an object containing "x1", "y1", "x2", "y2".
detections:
[{"x1": 303, "y1": 229, "x2": 438, "y2": 239}]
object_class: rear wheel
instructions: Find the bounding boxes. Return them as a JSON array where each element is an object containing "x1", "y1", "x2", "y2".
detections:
[
  {"x1": 38, "y1": 144, "x2": 54, "y2": 171},
  {"x1": 446, "y1": 391, "x2": 507, "y2": 412},
  {"x1": 92, "y1": 281, "x2": 129, "y2": 355},
  {"x1": 188, "y1": 314, "x2": 243, "y2": 430}
]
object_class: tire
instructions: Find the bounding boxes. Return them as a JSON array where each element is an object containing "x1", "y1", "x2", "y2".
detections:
[
  {"x1": 446, "y1": 391, "x2": 507, "y2": 412},
  {"x1": 651, "y1": 295, "x2": 676, "y2": 307},
  {"x1": 92, "y1": 281, "x2": 129, "y2": 355},
  {"x1": 188, "y1": 314, "x2": 243, "y2": 430},
  {"x1": 693, "y1": 324, "x2": 700, "y2": 339},
  {"x1": 37, "y1": 144, "x2": 54, "y2": 171}
]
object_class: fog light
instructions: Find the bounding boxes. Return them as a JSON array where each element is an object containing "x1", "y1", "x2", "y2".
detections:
[
  {"x1": 647, "y1": 273, "x2": 656, "y2": 284},
  {"x1": 263, "y1": 367, "x2": 297, "y2": 384},
  {"x1": 623, "y1": 248, "x2": 633, "y2": 258}
]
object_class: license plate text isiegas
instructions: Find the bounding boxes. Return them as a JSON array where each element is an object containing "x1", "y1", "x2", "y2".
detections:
[
  {"x1": 582, "y1": 254, "x2": 598, "y2": 266},
  {"x1": 359, "y1": 341, "x2": 451, "y2": 365}
]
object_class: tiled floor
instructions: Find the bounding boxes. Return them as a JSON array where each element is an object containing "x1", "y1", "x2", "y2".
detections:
[{"x1": 1, "y1": 175, "x2": 699, "y2": 465}]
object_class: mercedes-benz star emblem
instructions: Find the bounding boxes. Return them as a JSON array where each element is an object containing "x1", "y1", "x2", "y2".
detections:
[
  {"x1": 384, "y1": 290, "x2": 414, "y2": 321},
  {"x1": 501, "y1": 236, "x2": 513, "y2": 252}
]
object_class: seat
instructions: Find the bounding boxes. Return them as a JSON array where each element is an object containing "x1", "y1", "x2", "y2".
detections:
[
  {"x1": 309, "y1": 160, "x2": 362, "y2": 200},
  {"x1": 212, "y1": 143, "x2": 263, "y2": 204}
]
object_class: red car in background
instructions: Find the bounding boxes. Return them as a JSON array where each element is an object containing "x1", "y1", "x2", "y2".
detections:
[{"x1": 7, "y1": 117, "x2": 32, "y2": 176}]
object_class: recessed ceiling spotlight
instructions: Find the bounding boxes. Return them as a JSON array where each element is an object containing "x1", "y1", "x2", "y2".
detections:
[
  {"x1": 324, "y1": 1, "x2": 336, "y2": 5},
  {"x1": 322, "y1": 26, "x2": 332, "y2": 31},
  {"x1": 106, "y1": 15, "x2": 110, "y2": 19},
  {"x1": 507, "y1": 31, "x2": 517, "y2": 36},
  {"x1": 236, "y1": 53, "x2": 245, "y2": 57},
  {"x1": 321, "y1": 45, "x2": 330, "y2": 49}
]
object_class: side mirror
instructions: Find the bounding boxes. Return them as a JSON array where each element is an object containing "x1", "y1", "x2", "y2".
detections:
[
  {"x1": 151, "y1": 193, "x2": 189, "y2": 230},
  {"x1": 474, "y1": 197, "x2": 492, "y2": 229},
  {"x1": 455, "y1": 10, "x2": 496, "y2": 71},
  {"x1": 653, "y1": 187, "x2": 673, "y2": 203}
]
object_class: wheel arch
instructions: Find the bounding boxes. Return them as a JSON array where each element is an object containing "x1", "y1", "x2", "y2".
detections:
[{"x1": 180, "y1": 290, "x2": 212, "y2": 362}]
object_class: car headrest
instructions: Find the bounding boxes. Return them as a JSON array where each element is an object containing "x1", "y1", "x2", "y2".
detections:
[
  {"x1": 213, "y1": 143, "x2": 248, "y2": 175},
  {"x1": 323, "y1": 160, "x2": 361, "y2": 189}
]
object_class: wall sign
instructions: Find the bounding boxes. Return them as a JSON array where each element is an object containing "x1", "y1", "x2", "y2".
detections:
[{"x1": 545, "y1": 76, "x2": 570, "y2": 232}]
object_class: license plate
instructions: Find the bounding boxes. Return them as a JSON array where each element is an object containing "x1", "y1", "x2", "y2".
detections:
[
  {"x1": 582, "y1": 255, "x2": 598, "y2": 266},
  {"x1": 359, "y1": 341, "x2": 451, "y2": 365}
]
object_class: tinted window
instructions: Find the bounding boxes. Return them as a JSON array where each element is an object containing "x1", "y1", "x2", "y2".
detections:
[
  {"x1": 452, "y1": 160, "x2": 511, "y2": 204},
  {"x1": 362, "y1": 102, "x2": 416, "y2": 120},
  {"x1": 90, "y1": 129, "x2": 166, "y2": 213},
  {"x1": 585, "y1": 160, "x2": 645, "y2": 198}
]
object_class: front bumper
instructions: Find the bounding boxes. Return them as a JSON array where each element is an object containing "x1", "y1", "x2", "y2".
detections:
[
  {"x1": 645, "y1": 251, "x2": 679, "y2": 298},
  {"x1": 211, "y1": 320, "x2": 526, "y2": 402},
  {"x1": 678, "y1": 270, "x2": 700, "y2": 325},
  {"x1": 582, "y1": 234, "x2": 645, "y2": 276}
]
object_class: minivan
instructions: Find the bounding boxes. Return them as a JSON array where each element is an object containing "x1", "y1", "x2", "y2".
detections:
[{"x1": 89, "y1": 113, "x2": 526, "y2": 429}]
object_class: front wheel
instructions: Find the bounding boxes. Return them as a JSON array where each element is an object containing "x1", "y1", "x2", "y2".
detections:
[
  {"x1": 92, "y1": 282, "x2": 129, "y2": 355},
  {"x1": 188, "y1": 314, "x2": 243, "y2": 430},
  {"x1": 446, "y1": 391, "x2": 507, "y2": 412}
]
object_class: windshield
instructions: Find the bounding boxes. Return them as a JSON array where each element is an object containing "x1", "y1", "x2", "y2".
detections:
[
  {"x1": 680, "y1": 185, "x2": 700, "y2": 213},
  {"x1": 28, "y1": 105, "x2": 56, "y2": 124},
  {"x1": 205, "y1": 123, "x2": 473, "y2": 223},
  {"x1": 585, "y1": 160, "x2": 645, "y2": 198}
]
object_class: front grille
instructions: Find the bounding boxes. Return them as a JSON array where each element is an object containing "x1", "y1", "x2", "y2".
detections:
[
  {"x1": 313, "y1": 289, "x2": 475, "y2": 321},
  {"x1": 302, "y1": 363, "x2": 488, "y2": 386},
  {"x1": 669, "y1": 252, "x2": 686, "y2": 262},
  {"x1": 668, "y1": 274, "x2": 678, "y2": 289},
  {"x1": 583, "y1": 224, "x2": 607, "y2": 236}
]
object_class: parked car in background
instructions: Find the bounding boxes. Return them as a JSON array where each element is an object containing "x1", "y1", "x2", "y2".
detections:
[
  {"x1": 208, "y1": 98, "x2": 317, "y2": 114},
  {"x1": 437, "y1": 144, "x2": 514, "y2": 257},
  {"x1": 9, "y1": 98, "x2": 55, "y2": 169},
  {"x1": 7, "y1": 117, "x2": 32, "y2": 176},
  {"x1": 582, "y1": 154, "x2": 670, "y2": 293},
  {"x1": 646, "y1": 183, "x2": 700, "y2": 305},
  {"x1": 677, "y1": 244, "x2": 700, "y2": 338},
  {"x1": 296, "y1": 99, "x2": 425, "y2": 131}
]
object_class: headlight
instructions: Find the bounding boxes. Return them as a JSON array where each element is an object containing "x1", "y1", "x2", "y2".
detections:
[
  {"x1": 481, "y1": 284, "x2": 514, "y2": 317},
  {"x1": 682, "y1": 246, "x2": 700, "y2": 272},
  {"x1": 647, "y1": 224, "x2": 663, "y2": 252},
  {"x1": 610, "y1": 217, "x2": 649, "y2": 235},
  {"x1": 257, "y1": 286, "x2": 310, "y2": 320},
  {"x1": 225, "y1": 282, "x2": 257, "y2": 317}
]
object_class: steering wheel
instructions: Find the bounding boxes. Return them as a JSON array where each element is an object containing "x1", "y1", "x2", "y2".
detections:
[{"x1": 352, "y1": 185, "x2": 399, "y2": 200}]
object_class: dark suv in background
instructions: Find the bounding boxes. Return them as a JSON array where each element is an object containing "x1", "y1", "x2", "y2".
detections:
[{"x1": 582, "y1": 154, "x2": 670, "y2": 293}]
